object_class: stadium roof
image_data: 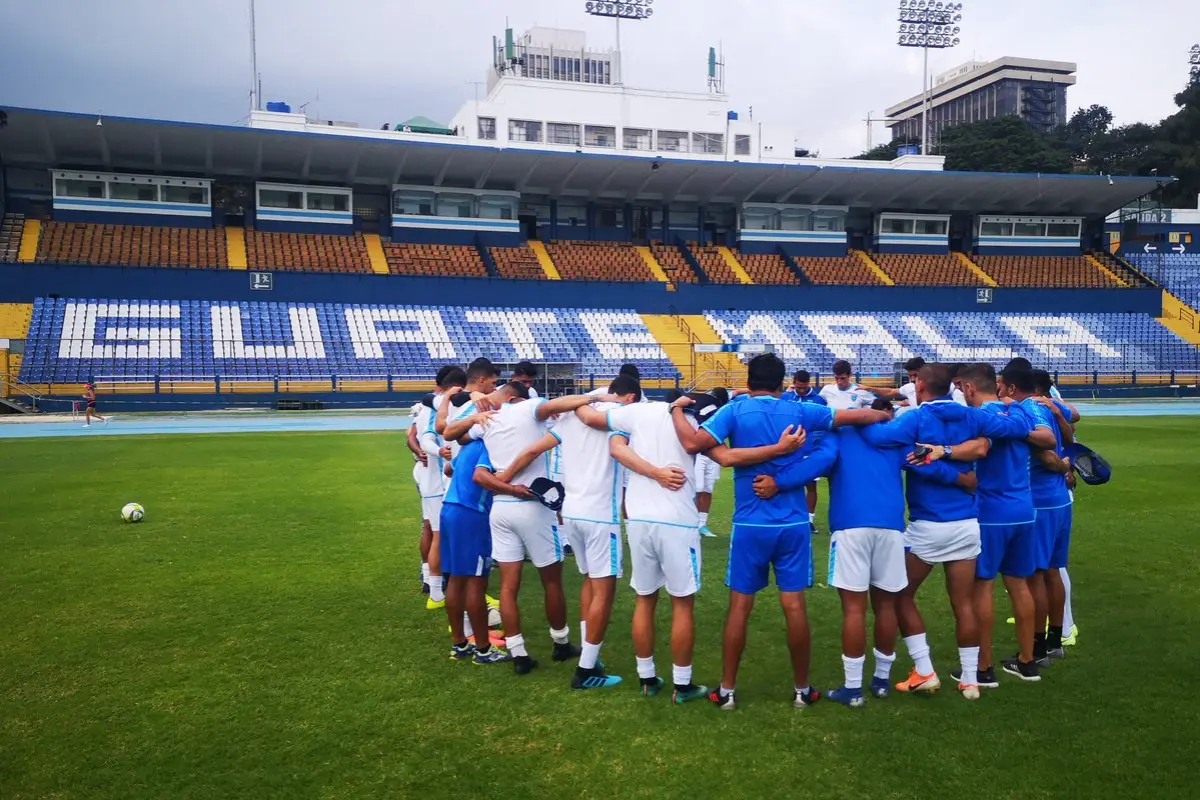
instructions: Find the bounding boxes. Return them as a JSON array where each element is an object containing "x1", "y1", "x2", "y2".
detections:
[{"x1": 0, "y1": 106, "x2": 1165, "y2": 216}]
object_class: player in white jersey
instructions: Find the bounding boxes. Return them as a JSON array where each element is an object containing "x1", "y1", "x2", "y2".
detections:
[
  {"x1": 406, "y1": 401, "x2": 433, "y2": 595},
  {"x1": 462, "y1": 381, "x2": 618, "y2": 674},
  {"x1": 495, "y1": 373, "x2": 646, "y2": 690},
  {"x1": 693, "y1": 387, "x2": 728, "y2": 538},
  {"x1": 414, "y1": 367, "x2": 465, "y2": 611}
]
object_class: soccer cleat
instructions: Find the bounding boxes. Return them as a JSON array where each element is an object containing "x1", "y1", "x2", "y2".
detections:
[
  {"x1": 449, "y1": 642, "x2": 476, "y2": 661},
  {"x1": 485, "y1": 594, "x2": 500, "y2": 610},
  {"x1": 793, "y1": 687, "x2": 821, "y2": 708},
  {"x1": 699, "y1": 525, "x2": 716, "y2": 538},
  {"x1": 552, "y1": 641, "x2": 581, "y2": 662},
  {"x1": 571, "y1": 666, "x2": 623, "y2": 690},
  {"x1": 958, "y1": 682, "x2": 981, "y2": 700},
  {"x1": 1006, "y1": 617, "x2": 1015, "y2": 625},
  {"x1": 473, "y1": 646, "x2": 513, "y2": 665},
  {"x1": 827, "y1": 686, "x2": 865, "y2": 708},
  {"x1": 640, "y1": 676, "x2": 665, "y2": 697},
  {"x1": 672, "y1": 683, "x2": 709, "y2": 704},
  {"x1": 1001, "y1": 656, "x2": 1042, "y2": 682},
  {"x1": 895, "y1": 668, "x2": 941, "y2": 694},
  {"x1": 950, "y1": 667, "x2": 1000, "y2": 689},
  {"x1": 563, "y1": 544, "x2": 574, "y2": 557},
  {"x1": 708, "y1": 688, "x2": 737, "y2": 710},
  {"x1": 1046, "y1": 646, "x2": 1066, "y2": 661},
  {"x1": 869, "y1": 677, "x2": 891, "y2": 699},
  {"x1": 513, "y1": 655, "x2": 539, "y2": 675},
  {"x1": 810, "y1": 522, "x2": 821, "y2": 536},
  {"x1": 421, "y1": 583, "x2": 431, "y2": 596},
  {"x1": 425, "y1": 597, "x2": 445, "y2": 610},
  {"x1": 1063, "y1": 624, "x2": 1079, "y2": 647},
  {"x1": 488, "y1": 630, "x2": 507, "y2": 649}
]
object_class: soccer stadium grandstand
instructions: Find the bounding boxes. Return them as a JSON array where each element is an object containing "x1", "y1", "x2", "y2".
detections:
[{"x1": 1, "y1": 24, "x2": 1198, "y2": 413}]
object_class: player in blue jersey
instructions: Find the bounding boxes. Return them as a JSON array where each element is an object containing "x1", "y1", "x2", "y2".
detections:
[
  {"x1": 957, "y1": 363, "x2": 1058, "y2": 683},
  {"x1": 858, "y1": 363, "x2": 1032, "y2": 700},
  {"x1": 670, "y1": 354, "x2": 889, "y2": 711},
  {"x1": 999, "y1": 367, "x2": 1073, "y2": 667},
  {"x1": 781, "y1": 370, "x2": 828, "y2": 530},
  {"x1": 753, "y1": 397, "x2": 975, "y2": 708}
]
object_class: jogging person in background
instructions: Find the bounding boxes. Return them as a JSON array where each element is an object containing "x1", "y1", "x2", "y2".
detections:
[{"x1": 81, "y1": 383, "x2": 109, "y2": 427}]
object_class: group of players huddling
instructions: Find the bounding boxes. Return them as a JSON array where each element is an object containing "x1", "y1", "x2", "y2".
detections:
[{"x1": 406, "y1": 352, "x2": 1083, "y2": 709}]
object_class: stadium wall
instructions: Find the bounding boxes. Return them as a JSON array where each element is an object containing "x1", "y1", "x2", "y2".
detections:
[{"x1": 0, "y1": 262, "x2": 1162, "y2": 315}]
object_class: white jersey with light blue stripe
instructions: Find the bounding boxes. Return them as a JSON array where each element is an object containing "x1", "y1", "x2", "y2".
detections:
[
  {"x1": 607, "y1": 402, "x2": 699, "y2": 529},
  {"x1": 553, "y1": 402, "x2": 623, "y2": 524}
]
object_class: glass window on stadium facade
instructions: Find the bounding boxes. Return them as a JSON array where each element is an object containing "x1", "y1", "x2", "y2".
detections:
[
  {"x1": 881, "y1": 217, "x2": 914, "y2": 234},
  {"x1": 393, "y1": 190, "x2": 435, "y2": 216},
  {"x1": 980, "y1": 221, "x2": 1013, "y2": 236},
  {"x1": 813, "y1": 210, "x2": 845, "y2": 232},
  {"x1": 1047, "y1": 222, "x2": 1079, "y2": 237},
  {"x1": 597, "y1": 205, "x2": 623, "y2": 228},
  {"x1": 308, "y1": 192, "x2": 348, "y2": 212},
  {"x1": 478, "y1": 117, "x2": 497, "y2": 140},
  {"x1": 109, "y1": 182, "x2": 158, "y2": 202},
  {"x1": 259, "y1": 189, "x2": 303, "y2": 209},
  {"x1": 547, "y1": 122, "x2": 581, "y2": 146},
  {"x1": 916, "y1": 219, "x2": 947, "y2": 235},
  {"x1": 509, "y1": 119, "x2": 543, "y2": 143},
  {"x1": 743, "y1": 206, "x2": 779, "y2": 230},
  {"x1": 585, "y1": 125, "x2": 616, "y2": 148},
  {"x1": 1014, "y1": 221, "x2": 1044, "y2": 237},
  {"x1": 734, "y1": 134, "x2": 751, "y2": 155},
  {"x1": 161, "y1": 185, "x2": 208, "y2": 205},
  {"x1": 479, "y1": 195, "x2": 517, "y2": 220},
  {"x1": 692, "y1": 132, "x2": 725, "y2": 155},
  {"x1": 437, "y1": 193, "x2": 475, "y2": 218},
  {"x1": 56, "y1": 178, "x2": 106, "y2": 199},
  {"x1": 623, "y1": 128, "x2": 652, "y2": 151},
  {"x1": 657, "y1": 130, "x2": 688, "y2": 153}
]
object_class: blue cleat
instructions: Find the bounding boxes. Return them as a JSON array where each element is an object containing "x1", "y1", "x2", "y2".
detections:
[
  {"x1": 827, "y1": 685, "x2": 865, "y2": 708},
  {"x1": 473, "y1": 646, "x2": 513, "y2": 665},
  {"x1": 869, "y1": 677, "x2": 890, "y2": 699},
  {"x1": 640, "y1": 676, "x2": 665, "y2": 697},
  {"x1": 571, "y1": 666, "x2": 623, "y2": 690},
  {"x1": 699, "y1": 525, "x2": 716, "y2": 538},
  {"x1": 449, "y1": 642, "x2": 476, "y2": 661}
]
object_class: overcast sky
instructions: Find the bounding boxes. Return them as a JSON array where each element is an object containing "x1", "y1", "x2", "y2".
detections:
[{"x1": 1, "y1": 0, "x2": 1196, "y2": 157}]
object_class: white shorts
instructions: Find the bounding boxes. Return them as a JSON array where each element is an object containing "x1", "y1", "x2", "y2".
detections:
[
  {"x1": 626, "y1": 522, "x2": 701, "y2": 597},
  {"x1": 904, "y1": 518, "x2": 981, "y2": 564},
  {"x1": 490, "y1": 501, "x2": 562, "y2": 568},
  {"x1": 563, "y1": 519, "x2": 623, "y2": 579},
  {"x1": 421, "y1": 495, "x2": 443, "y2": 528},
  {"x1": 694, "y1": 455, "x2": 720, "y2": 494},
  {"x1": 829, "y1": 527, "x2": 907, "y2": 592}
]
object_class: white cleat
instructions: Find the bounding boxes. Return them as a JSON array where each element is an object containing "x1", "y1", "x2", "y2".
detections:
[{"x1": 959, "y1": 683, "x2": 981, "y2": 701}]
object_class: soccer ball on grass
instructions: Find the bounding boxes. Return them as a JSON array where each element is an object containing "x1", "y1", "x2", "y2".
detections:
[{"x1": 121, "y1": 502, "x2": 145, "y2": 523}]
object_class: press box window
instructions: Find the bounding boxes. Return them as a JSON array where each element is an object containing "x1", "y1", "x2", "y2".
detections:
[
  {"x1": 393, "y1": 191, "x2": 435, "y2": 216},
  {"x1": 259, "y1": 189, "x2": 303, "y2": 209},
  {"x1": 56, "y1": 179, "x2": 106, "y2": 199},
  {"x1": 161, "y1": 185, "x2": 209, "y2": 205},
  {"x1": 109, "y1": 182, "x2": 159, "y2": 202},
  {"x1": 307, "y1": 192, "x2": 349, "y2": 212}
]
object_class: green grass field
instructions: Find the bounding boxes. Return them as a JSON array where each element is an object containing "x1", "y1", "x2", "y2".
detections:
[{"x1": 3, "y1": 417, "x2": 1200, "y2": 799}]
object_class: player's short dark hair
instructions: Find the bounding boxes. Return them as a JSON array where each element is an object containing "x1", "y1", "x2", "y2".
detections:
[
  {"x1": 513, "y1": 361, "x2": 538, "y2": 379},
  {"x1": 958, "y1": 362, "x2": 997, "y2": 394},
  {"x1": 903, "y1": 357, "x2": 926, "y2": 373},
  {"x1": 999, "y1": 366, "x2": 1036, "y2": 394},
  {"x1": 832, "y1": 359, "x2": 852, "y2": 376},
  {"x1": 918, "y1": 363, "x2": 952, "y2": 397},
  {"x1": 608, "y1": 374, "x2": 642, "y2": 401},
  {"x1": 619, "y1": 363, "x2": 641, "y2": 380},
  {"x1": 438, "y1": 366, "x2": 467, "y2": 389},
  {"x1": 748, "y1": 353, "x2": 786, "y2": 392},
  {"x1": 947, "y1": 362, "x2": 964, "y2": 379},
  {"x1": 1031, "y1": 369, "x2": 1054, "y2": 395},
  {"x1": 1004, "y1": 357, "x2": 1033, "y2": 372},
  {"x1": 503, "y1": 380, "x2": 530, "y2": 400},
  {"x1": 870, "y1": 397, "x2": 894, "y2": 413},
  {"x1": 435, "y1": 365, "x2": 458, "y2": 384},
  {"x1": 466, "y1": 359, "x2": 499, "y2": 383},
  {"x1": 793, "y1": 370, "x2": 811, "y2": 383},
  {"x1": 710, "y1": 387, "x2": 730, "y2": 404}
]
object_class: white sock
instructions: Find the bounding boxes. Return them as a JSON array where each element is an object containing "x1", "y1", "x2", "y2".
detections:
[
  {"x1": 842, "y1": 654, "x2": 865, "y2": 690},
  {"x1": 698, "y1": 511, "x2": 709, "y2": 527},
  {"x1": 636, "y1": 656, "x2": 656, "y2": 679},
  {"x1": 580, "y1": 641, "x2": 602, "y2": 670},
  {"x1": 672, "y1": 663, "x2": 692, "y2": 687},
  {"x1": 1061, "y1": 568, "x2": 1075, "y2": 632},
  {"x1": 580, "y1": 620, "x2": 588, "y2": 644},
  {"x1": 958, "y1": 646, "x2": 979, "y2": 684},
  {"x1": 903, "y1": 633, "x2": 934, "y2": 675},
  {"x1": 809, "y1": 512, "x2": 816, "y2": 524},
  {"x1": 463, "y1": 612, "x2": 474, "y2": 639},
  {"x1": 719, "y1": 685, "x2": 734, "y2": 697},
  {"x1": 550, "y1": 626, "x2": 570, "y2": 645},
  {"x1": 421, "y1": 563, "x2": 430, "y2": 583},
  {"x1": 428, "y1": 579, "x2": 444, "y2": 603},
  {"x1": 873, "y1": 648, "x2": 896, "y2": 681},
  {"x1": 506, "y1": 633, "x2": 528, "y2": 658}
]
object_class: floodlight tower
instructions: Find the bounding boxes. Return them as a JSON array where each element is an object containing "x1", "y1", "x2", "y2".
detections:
[
  {"x1": 1190, "y1": 43, "x2": 1200, "y2": 81},
  {"x1": 897, "y1": 0, "x2": 964, "y2": 154},
  {"x1": 584, "y1": 0, "x2": 654, "y2": 85}
]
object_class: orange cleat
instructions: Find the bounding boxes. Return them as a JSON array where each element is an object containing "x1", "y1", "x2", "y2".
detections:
[{"x1": 895, "y1": 668, "x2": 941, "y2": 694}]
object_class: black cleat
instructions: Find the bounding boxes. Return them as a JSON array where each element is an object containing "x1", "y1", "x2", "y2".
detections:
[
  {"x1": 1001, "y1": 656, "x2": 1042, "y2": 682},
  {"x1": 1046, "y1": 646, "x2": 1065, "y2": 661},
  {"x1": 421, "y1": 583, "x2": 431, "y2": 595},
  {"x1": 951, "y1": 667, "x2": 1000, "y2": 688},
  {"x1": 513, "y1": 655, "x2": 540, "y2": 675},
  {"x1": 552, "y1": 641, "x2": 581, "y2": 662}
]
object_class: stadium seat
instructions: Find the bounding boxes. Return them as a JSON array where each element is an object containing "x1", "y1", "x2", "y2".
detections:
[
  {"x1": 35, "y1": 221, "x2": 227, "y2": 268},
  {"x1": 544, "y1": 240, "x2": 657, "y2": 282},
  {"x1": 649, "y1": 242, "x2": 702, "y2": 283},
  {"x1": 384, "y1": 242, "x2": 488, "y2": 278},
  {"x1": 1128, "y1": 252, "x2": 1199, "y2": 307},
  {"x1": 973, "y1": 255, "x2": 1123, "y2": 288},
  {"x1": 685, "y1": 243, "x2": 743, "y2": 284},
  {"x1": 874, "y1": 253, "x2": 986, "y2": 286},
  {"x1": 0, "y1": 212, "x2": 25, "y2": 262},
  {"x1": 489, "y1": 244, "x2": 547, "y2": 280},
  {"x1": 736, "y1": 251, "x2": 802, "y2": 284},
  {"x1": 245, "y1": 230, "x2": 370, "y2": 273}
]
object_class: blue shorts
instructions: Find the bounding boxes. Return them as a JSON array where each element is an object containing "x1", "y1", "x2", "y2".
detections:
[
  {"x1": 977, "y1": 522, "x2": 1036, "y2": 580},
  {"x1": 726, "y1": 522, "x2": 812, "y2": 594},
  {"x1": 440, "y1": 503, "x2": 492, "y2": 577},
  {"x1": 1033, "y1": 505, "x2": 1073, "y2": 571}
]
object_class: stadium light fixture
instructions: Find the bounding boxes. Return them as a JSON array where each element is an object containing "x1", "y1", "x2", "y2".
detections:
[
  {"x1": 584, "y1": 0, "x2": 654, "y2": 85},
  {"x1": 897, "y1": 1, "x2": 965, "y2": 155},
  {"x1": 1190, "y1": 44, "x2": 1200, "y2": 79}
]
